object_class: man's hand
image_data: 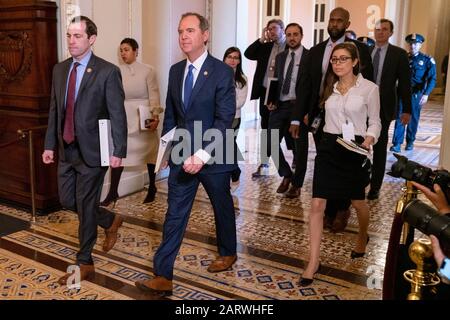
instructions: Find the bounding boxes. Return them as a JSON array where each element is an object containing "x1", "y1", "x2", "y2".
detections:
[
  {"x1": 110, "y1": 156, "x2": 122, "y2": 168},
  {"x1": 303, "y1": 115, "x2": 309, "y2": 126},
  {"x1": 42, "y1": 150, "x2": 55, "y2": 164},
  {"x1": 260, "y1": 27, "x2": 269, "y2": 43},
  {"x1": 430, "y1": 235, "x2": 445, "y2": 267},
  {"x1": 161, "y1": 161, "x2": 169, "y2": 170},
  {"x1": 183, "y1": 155, "x2": 204, "y2": 175},
  {"x1": 401, "y1": 113, "x2": 411, "y2": 125},
  {"x1": 411, "y1": 182, "x2": 450, "y2": 214},
  {"x1": 289, "y1": 124, "x2": 300, "y2": 139},
  {"x1": 266, "y1": 103, "x2": 277, "y2": 111},
  {"x1": 420, "y1": 95, "x2": 429, "y2": 106}
]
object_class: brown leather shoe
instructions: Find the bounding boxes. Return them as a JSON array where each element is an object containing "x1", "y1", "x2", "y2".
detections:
[
  {"x1": 103, "y1": 214, "x2": 123, "y2": 252},
  {"x1": 331, "y1": 209, "x2": 351, "y2": 233},
  {"x1": 135, "y1": 276, "x2": 173, "y2": 296},
  {"x1": 58, "y1": 264, "x2": 95, "y2": 286},
  {"x1": 285, "y1": 185, "x2": 301, "y2": 198},
  {"x1": 276, "y1": 177, "x2": 291, "y2": 193},
  {"x1": 207, "y1": 255, "x2": 237, "y2": 273}
]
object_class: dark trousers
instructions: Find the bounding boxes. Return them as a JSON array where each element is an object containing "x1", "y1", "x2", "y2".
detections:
[
  {"x1": 231, "y1": 118, "x2": 242, "y2": 181},
  {"x1": 292, "y1": 121, "x2": 309, "y2": 188},
  {"x1": 59, "y1": 143, "x2": 114, "y2": 265},
  {"x1": 312, "y1": 131, "x2": 351, "y2": 217},
  {"x1": 153, "y1": 166, "x2": 236, "y2": 280},
  {"x1": 371, "y1": 118, "x2": 391, "y2": 192},
  {"x1": 268, "y1": 103, "x2": 293, "y2": 178},
  {"x1": 259, "y1": 88, "x2": 271, "y2": 165},
  {"x1": 393, "y1": 93, "x2": 423, "y2": 145}
]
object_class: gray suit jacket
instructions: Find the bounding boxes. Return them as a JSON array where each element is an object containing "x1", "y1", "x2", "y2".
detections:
[{"x1": 45, "y1": 54, "x2": 127, "y2": 167}]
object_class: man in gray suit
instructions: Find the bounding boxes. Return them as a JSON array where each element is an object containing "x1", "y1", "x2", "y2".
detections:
[{"x1": 42, "y1": 16, "x2": 127, "y2": 285}]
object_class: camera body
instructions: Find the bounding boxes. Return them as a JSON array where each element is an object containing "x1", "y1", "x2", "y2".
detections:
[{"x1": 389, "y1": 154, "x2": 450, "y2": 203}]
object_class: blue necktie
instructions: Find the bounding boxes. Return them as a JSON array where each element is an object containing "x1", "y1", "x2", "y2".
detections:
[{"x1": 184, "y1": 64, "x2": 194, "y2": 109}]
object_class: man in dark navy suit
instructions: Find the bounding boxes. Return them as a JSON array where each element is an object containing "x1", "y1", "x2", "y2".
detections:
[{"x1": 135, "y1": 12, "x2": 237, "y2": 296}]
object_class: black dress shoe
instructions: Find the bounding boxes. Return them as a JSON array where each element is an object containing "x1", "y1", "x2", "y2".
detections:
[
  {"x1": 298, "y1": 263, "x2": 321, "y2": 287},
  {"x1": 367, "y1": 189, "x2": 379, "y2": 200},
  {"x1": 351, "y1": 236, "x2": 370, "y2": 259}
]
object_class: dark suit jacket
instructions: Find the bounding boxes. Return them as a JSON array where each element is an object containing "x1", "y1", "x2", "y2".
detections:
[
  {"x1": 45, "y1": 54, "x2": 127, "y2": 167},
  {"x1": 273, "y1": 46, "x2": 309, "y2": 105},
  {"x1": 244, "y1": 39, "x2": 276, "y2": 100},
  {"x1": 370, "y1": 44, "x2": 412, "y2": 122},
  {"x1": 292, "y1": 37, "x2": 374, "y2": 122},
  {"x1": 163, "y1": 54, "x2": 237, "y2": 174}
]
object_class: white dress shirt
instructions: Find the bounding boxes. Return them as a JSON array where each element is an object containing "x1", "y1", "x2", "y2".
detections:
[
  {"x1": 182, "y1": 49, "x2": 209, "y2": 104},
  {"x1": 323, "y1": 74, "x2": 381, "y2": 144},
  {"x1": 280, "y1": 45, "x2": 304, "y2": 102},
  {"x1": 235, "y1": 75, "x2": 248, "y2": 118}
]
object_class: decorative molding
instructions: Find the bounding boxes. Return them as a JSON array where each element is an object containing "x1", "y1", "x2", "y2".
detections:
[
  {"x1": 128, "y1": 0, "x2": 133, "y2": 36},
  {"x1": 0, "y1": 32, "x2": 33, "y2": 85}
]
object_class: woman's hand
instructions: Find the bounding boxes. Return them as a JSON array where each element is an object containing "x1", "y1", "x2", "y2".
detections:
[
  {"x1": 361, "y1": 136, "x2": 374, "y2": 150},
  {"x1": 146, "y1": 117, "x2": 160, "y2": 131}
]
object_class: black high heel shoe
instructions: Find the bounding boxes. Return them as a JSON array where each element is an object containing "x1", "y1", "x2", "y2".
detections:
[
  {"x1": 298, "y1": 263, "x2": 322, "y2": 287},
  {"x1": 350, "y1": 236, "x2": 370, "y2": 259},
  {"x1": 143, "y1": 187, "x2": 157, "y2": 204},
  {"x1": 100, "y1": 193, "x2": 119, "y2": 208}
]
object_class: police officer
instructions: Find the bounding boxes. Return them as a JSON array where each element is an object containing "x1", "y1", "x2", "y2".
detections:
[
  {"x1": 357, "y1": 36, "x2": 375, "y2": 48},
  {"x1": 391, "y1": 33, "x2": 437, "y2": 152}
]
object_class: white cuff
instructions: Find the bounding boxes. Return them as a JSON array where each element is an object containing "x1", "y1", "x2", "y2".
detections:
[
  {"x1": 291, "y1": 121, "x2": 300, "y2": 126},
  {"x1": 194, "y1": 149, "x2": 211, "y2": 164}
]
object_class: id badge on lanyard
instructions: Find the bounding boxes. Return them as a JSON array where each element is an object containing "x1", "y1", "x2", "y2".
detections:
[{"x1": 342, "y1": 121, "x2": 355, "y2": 142}]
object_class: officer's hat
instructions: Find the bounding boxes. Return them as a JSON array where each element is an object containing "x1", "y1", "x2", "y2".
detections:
[
  {"x1": 357, "y1": 36, "x2": 375, "y2": 47},
  {"x1": 405, "y1": 33, "x2": 425, "y2": 44}
]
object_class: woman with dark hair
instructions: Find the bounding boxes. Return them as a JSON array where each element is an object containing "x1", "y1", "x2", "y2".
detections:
[
  {"x1": 300, "y1": 42, "x2": 381, "y2": 286},
  {"x1": 101, "y1": 38, "x2": 163, "y2": 206},
  {"x1": 223, "y1": 47, "x2": 248, "y2": 186}
]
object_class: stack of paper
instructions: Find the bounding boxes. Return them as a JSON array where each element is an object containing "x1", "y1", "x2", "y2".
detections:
[
  {"x1": 99, "y1": 119, "x2": 114, "y2": 166},
  {"x1": 336, "y1": 137, "x2": 370, "y2": 157},
  {"x1": 154, "y1": 127, "x2": 177, "y2": 173}
]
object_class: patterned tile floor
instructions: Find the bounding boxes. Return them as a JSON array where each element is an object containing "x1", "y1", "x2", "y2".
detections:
[{"x1": 0, "y1": 97, "x2": 444, "y2": 300}]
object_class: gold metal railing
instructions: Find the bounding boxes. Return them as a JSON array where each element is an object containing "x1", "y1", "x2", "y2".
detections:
[{"x1": 16, "y1": 125, "x2": 47, "y2": 223}]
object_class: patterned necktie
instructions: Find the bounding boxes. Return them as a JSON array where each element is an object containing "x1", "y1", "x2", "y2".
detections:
[
  {"x1": 373, "y1": 48, "x2": 381, "y2": 85},
  {"x1": 282, "y1": 52, "x2": 296, "y2": 95},
  {"x1": 183, "y1": 64, "x2": 194, "y2": 109},
  {"x1": 63, "y1": 62, "x2": 80, "y2": 144}
]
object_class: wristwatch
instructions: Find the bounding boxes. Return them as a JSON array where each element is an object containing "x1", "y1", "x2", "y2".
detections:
[{"x1": 437, "y1": 258, "x2": 450, "y2": 285}]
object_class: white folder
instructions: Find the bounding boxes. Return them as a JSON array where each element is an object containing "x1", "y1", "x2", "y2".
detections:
[
  {"x1": 98, "y1": 119, "x2": 114, "y2": 167},
  {"x1": 154, "y1": 127, "x2": 177, "y2": 173}
]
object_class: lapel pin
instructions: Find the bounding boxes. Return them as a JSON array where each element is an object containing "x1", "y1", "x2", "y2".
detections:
[
  {"x1": 204, "y1": 71, "x2": 208, "y2": 76},
  {"x1": 87, "y1": 68, "x2": 93, "y2": 73}
]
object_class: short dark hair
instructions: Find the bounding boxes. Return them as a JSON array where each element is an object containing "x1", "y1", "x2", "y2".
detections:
[
  {"x1": 120, "y1": 38, "x2": 139, "y2": 51},
  {"x1": 181, "y1": 12, "x2": 209, "y2": 32},
  {"x1": 267, "y1": 19, "x2": 284, "y2": 30},
  {"x1": 70, "y1": 16, "x2": 97, "y2": 38},
  {"x1": 285, "y1": 23, "x2": 303, "y2": 36},
  {"x1": 331, "y1": 7, "x2": 350, "y2": 22},
  {"x1": 377, "y1": 19, "x2": 394, "y2": 32}
]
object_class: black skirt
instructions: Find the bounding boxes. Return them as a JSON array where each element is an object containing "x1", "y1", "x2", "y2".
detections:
[{"x1": 313, "y1": 133, "x2": 371, "y2": 200}]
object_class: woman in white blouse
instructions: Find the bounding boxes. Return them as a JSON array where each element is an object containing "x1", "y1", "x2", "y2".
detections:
[
  {"x1": 300, "y1": 42, "x2": 381, "y2": 286},
  {"x1": 223, "y1": 47, "x2": 248, "y2": 184}
]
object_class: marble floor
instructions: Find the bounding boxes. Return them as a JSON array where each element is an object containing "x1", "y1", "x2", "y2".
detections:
[{"x1": 0, "y1": 96, "x2": 444, "y2": 300}]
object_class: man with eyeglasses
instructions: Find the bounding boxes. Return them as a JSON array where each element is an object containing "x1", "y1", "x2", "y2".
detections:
[
  {"x1": 290, "y1": 7, "x2": 374, "y2": 233},
  {"x1": 245, "y1": 19, "x2": 287, "y2": 178},
  {"x1": 366, "y1": 19, "x2": 411, "y2": 201}
]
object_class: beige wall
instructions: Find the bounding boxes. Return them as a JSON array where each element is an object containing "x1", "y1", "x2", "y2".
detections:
[
  {"x1": 336, "y1": 0, "x2": 385, "y2": 39},
  {"x1": 290, "y1": 0, "x2": 315, "y2": 49}
]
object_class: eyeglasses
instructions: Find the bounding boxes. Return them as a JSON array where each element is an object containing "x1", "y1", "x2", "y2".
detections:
[
  {"x1": 330, "y1": 56, "x2": 353, "y2": 64},
  {"x1": 226, "y1": 55, "x2": 240, "y2": 60}
]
